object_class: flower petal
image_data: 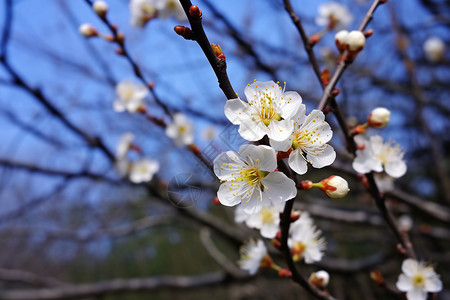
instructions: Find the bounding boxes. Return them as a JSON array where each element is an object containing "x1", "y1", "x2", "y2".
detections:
[
  {"x1": 425, "y1": 276, "x2": 442, "y2": 292},
  {"x1": 262, "y1": 172, "x2": 297, "y2": 203},
  {"x1": 402, "y1": 259, "x2": 419, "y2": 277},
  {"x1": 269, "y1": 135, "x2": 293, "y2": 152},
  {"x1": 289, "y1": 148, "x2": 308, "y2": 175},
  {"x1": 306, "y1": 144, "x2": 336, "y2": 168},
  {"x1": 213, "y1": 150, "x2": 246, "y2": 181},
  {"x1": 396, "y1": 274, "x2": 413, "y2": 292},
  {"x1": 239, "y1": 144, "x2": 277, "y2": 172},
  {"x1": 406, "y1": 288, "x2": 427, "y2": 300},
  {"x1": 267, "y1": 119, "x2": 294, "y2": 141},
  {"x1": 238, "y1": 118, "x2": 267, "y2": 141},
  {"x1": 385, "y1": 159, "x2": 407, "y2": 178},
  {"x1": 217, "y1": 182, "x2": 248, "y2": 207},
  {"x1": 224, "y1": 98, "x2": 248, "y2": 125},
  {"x1": 279, "y1": 91, "x2": 302, "y2": 120}
]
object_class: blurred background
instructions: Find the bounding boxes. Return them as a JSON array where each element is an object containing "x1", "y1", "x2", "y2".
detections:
[{"x1": 0, "y1": 0, "x2": 448, "y2": 299}]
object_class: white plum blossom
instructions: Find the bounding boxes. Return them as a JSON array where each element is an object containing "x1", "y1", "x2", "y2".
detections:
[
  {"x1": 238, "y1": 239, "x2": 269, "y2": 275},
  {"x1": 316, "y1": 2, "x2": 353, "y2": 30},
  {"x1": 335, "y1": 30, "x2": 349, "y2": 52},
  {"x1": 157, "y1": 0, "x2": 186, "y2": 21},
  {"x1": 398, "y1": 215, "x2": 413, "y2": 232},
  {"x1": 129, "y1": 0, "x2": 156, "y2": 27},
  {"x1": 234, "y1": 202, "x2": 284, "y2": 239},
  {"x1": 270, "y1": 106, "x2": 336, "y2": 175},
  {"x1": 116, "y1": 132, "x2": 134, "y2": 159},
  {"x1": 224, "y1": 80, "x2": 302, "y2": 142},
  {"x1": 423, "y1": 37, "x2": 445, "y2": 62},
  {"x1": 288, "y1": 214, "x2": 326, "y2": 264},
  {"x1": 396, "y1": 259, "x2": 442, "y2": 300},
  {"x1": 368, "y1": 107, "x2": 391, "y2": 128},
  {"x1": 165, "y1": 113, "x2": 194, "y2": 146},
  {"x1": 353, "y1": 135, "x2": 407, "y2": 178},
  {"x1": 114, "y1": 80, "x2": 148, "y2": 113},
  {"x1": 214, "y1": 144, "x2": 297, "y2": 214},
  {"x1": 129, "y1": 158, "x2": 159, "y2": 183}
]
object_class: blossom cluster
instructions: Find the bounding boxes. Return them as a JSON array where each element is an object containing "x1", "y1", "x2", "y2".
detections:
[{"x1": 129, "y1": 0, "x2": 186, "y2": 27}]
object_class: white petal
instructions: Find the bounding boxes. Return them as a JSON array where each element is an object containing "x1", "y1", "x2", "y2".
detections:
[
  {"x1": 217, "y1": 182, "x2": 246, "y2": 207},
  {"x1": 267, "y1": 119, "x2": 294, "y2": 141},
  {"x1": 238, "y1": 118, "x2": 267, "y2": 141},
  {"x1": 279, "y1": 91, "x2": 302, "y2": 120},
  {"x1": 241, "y1": 188, "x2": 264, "y2": 214},
  {"x1": 425, "y1": 276, "x2": 442, "y2": 292},
  {"x1": 213, "y1": 151, "x2": 245, "y2": 181},
  {"x1": 352, "y1": 149, "x2": 383, "y2": 173},
  {"x1": 260, "y1": 223, "x2": 279, "y2": 239},
  {"x1": 239, "y1": 144, "x2": 277, "y2": 172},
  {"x1": 224, "y1": 98, "x2": 248, "y2": 125},
  {"x1": 113, "y1": 100, "x2": 126, "y2": 112},
  {"x1": 385, "y1": 159, "x2": 407, "y2": 178},
  {"x1": 269, "y1": 136, "x2": 292, "y2": 152},
  {"x1": 396, "y1": 274, "x2": 413, "y2": 291},
  {"x1": 306, "y1": 144, "x2": 336, "y2": 168},
  {"x1": 406, "y1": 288, "x2": 427, "y2": 300},
  {"x1": 402, "y1": 259, "x2": 419, "y2": 277},
  {"x1": 289, "y1": 148, "x2": 308, "y2": 175},
  {"x1": 262, "y1": 172, "x2": 297, "y2": 203}
]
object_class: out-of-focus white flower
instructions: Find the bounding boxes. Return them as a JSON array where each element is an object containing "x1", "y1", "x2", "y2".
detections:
[
  {"x1": 165, "y1": 113, "x2": 194, "y2": 146},
  {"x1": 346, "y1": 31, "x2": 365, "y2": 52},
  {"x1": 114, "y1": 80, "x2": 148, "y2": 113},
  {"x1": 129, "y1": 0, "x2": 156, "y2": 27},
  {"x1": 289, "y1": 216, "x2": 326, "y2": 264},
  {"x1": 353, "y1": 135, "x2": 407, "y2": 178},
  {"x1": 318, "y1": 175, "x2": 349, "y2": 198},
  {"x1": 225, "y1": 80, "x2": 302, "y2": 142},
  {"x1": 368, "y1": 107, "x2": 390, "y2": 128},
  {"x1": 398, "y1": 215, "x2": 413, "y2": 231},
  {"x1": 309, "y1": 270, "x2": 330, "y2": 288},
  {"x1": 335, "y1": 30, "x2": 349, "y2": 52},
  {"x1": 396, "y1": 259, "x2": 442, "y2": 300},
  {"x1": 93, "y1": 1, "x2": 108, "y2": 17},
  {"x1": 234, "y1": 202, "x2": 284, "y2": 239},
  {"x1": 423, "y1": 37, "x2": 445, "y2": 63},
  {"x1": 202, "y1": 126, "x2": 216, "y2": 140},
  {"x1": 79, "y1": 24, "x2": 97, "y2": 37},
  {"x1": 316, "y1": 2, "x2": 353, "y2": 30},
  {"x1": 238, "y1": 239, "x2": 269, "y2": 275},
  {"x1": 158, "y1": 0, "x2": 186, "y2": 21},
  {"x1": 374, "y1": 172, "x2": 395, "y2": 193},
  {"x1": 115, "y1": 158, "x2": 130, "y2": 177},
  {"x1": 270, "y1": 106, "x2": 336, "y2": 175},
  {"x1": 116, "y1": 132, "x2": 134, "y2": 159},
  {"x1": 214, "y1": 144, "x2": 297, "y2": 214},
  {"x1": 129, "y1": 158, "x2": 159, "y2": 183}
]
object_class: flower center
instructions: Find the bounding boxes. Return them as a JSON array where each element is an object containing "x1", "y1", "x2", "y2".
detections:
[
  {"x1": 261, "y1": 207, "x2": 274, "y2": 224},
  {"x1": 123, "y1": 88, "x2": 134, "y2": 101},
  {"x1": 178, "y1": 125, "x2": 187, "y2": 134},
  {"x1": 376, "y1": 143, "x2": 401, "y2": 165},
  {"x1": 257, "y1": 92, "x2": 281, "y2": 126},
  {"x1": 291, "y1": 242, "x2": 306, "y2": 262},
  {"x1": 412, "y1": 274, "x2": 425, "y2": 288},
  {"x1": 236, "y1": 166, "x2": 268, "y2": 187},
  {"x1": 292, "y1": 129, "x2": 317, "y2": 150}
]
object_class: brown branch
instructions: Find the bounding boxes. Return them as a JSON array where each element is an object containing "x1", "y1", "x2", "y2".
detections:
[
  {"x1": 0, "y1": 269, "x2": 65, "y2": 288},
  {"x1": 178, "y1": 0, "x2": 236, "y2": 100}
]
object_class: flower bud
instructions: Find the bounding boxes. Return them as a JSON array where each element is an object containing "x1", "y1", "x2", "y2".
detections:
[
  {"x1": 79, "y1": 23, "x2": 98, "y2": 37},
  {"x1": 335, "y1": 30, "x2": 349, "y2": 52},
  {"x1": 319, "y1": 175, "x2": 349, "y2": 198},
  {"x1": 346, "y1": 31, "x2": 365, "y2": 52},
  {"x1": 423, "y1": 36, "x2": 445, "y2": 62},
  {"x1": 309, "y1": 270, "x2": 330, "y2": 288},
  {"x1": 93, "y1": 1, "x2": 108, "y2": 18},
  {"x1": 368, "y1": 107, "x2": 390, "y2": 128}
]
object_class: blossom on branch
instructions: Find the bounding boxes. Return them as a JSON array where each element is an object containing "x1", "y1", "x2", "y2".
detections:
[
  {"x1": 165, "y1": 113, "x2": 194, "y2": 146},
  {"x1": 116, "y1": 132, "x2": 135, "y2": 159},
  {"x1": 214, "y1": 144, "x2": 296, "y2": 214},
  {"x1": 129, "y1": 0, "x2": 156, "y2": 27},
  {"x1": 270, "y1": 106, "x2": 336, "y2": 175},
  {"x1": 157, "y1": 0, "x2": 186, "y2": 21},
  {"x1": 396, "y1": 259, "x2": 442, "y2": 300},
  {"x1": 234, "y1": 202, "x2": 284, "y2": 239},
  {"x1": 288, "y1": 213, "x2": 326, "y2": 264},
  {"x1": 352, "y1": 135, "x2": 407, "y2": 178},
  {"x1": 113, "y1": 80, "x2": 148, "y2": 113},
  {"x1": 224, "y1": 80, "x2": 302, "y2": 142},
  {"x1": 129, "y1": 158, "x2": 159, "y2": 183},
  {"x1": 316, "y1": 2, "x2": 353, "y2": 30},
  {"x1": 238, "y1": 239, "x2": 270, "y2": 275},
  {"x1": 368, "y1": 107, "x2": 391, "y2": 128}
]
